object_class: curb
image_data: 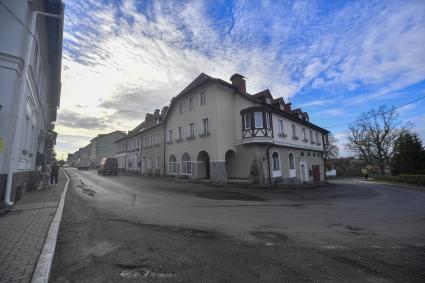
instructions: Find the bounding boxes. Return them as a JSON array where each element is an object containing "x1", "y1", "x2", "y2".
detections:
[
  {"x1": 360, "y1": 180, "x2": 425, "y2": 191},
  {"x1": 31, "y1": 169, "x2": 70, "y2": 283}
]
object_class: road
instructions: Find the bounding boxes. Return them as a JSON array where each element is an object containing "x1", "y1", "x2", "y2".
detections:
[{"x1": 50, "y1": 168, "x2": 425, "y2": 282}]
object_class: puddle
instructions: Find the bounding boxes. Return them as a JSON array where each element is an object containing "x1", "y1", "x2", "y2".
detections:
[
  {"x1": 250, "y1": 230, "x2": 288, "y2": 242},
  {"x1": 87, "y1": 241, "x2": 120, "y2": 257},
  {"x1": 78, "y1": 181, "x2": 96, "y2": 196}
]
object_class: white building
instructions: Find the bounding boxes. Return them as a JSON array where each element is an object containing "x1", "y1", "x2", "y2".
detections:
[
  {"x1": 116, "y1": 73, "x2": 329, "y2": 186},
  {"x1": 0, "y1": 0, "x2": 64, "y2": 207},
  {"x1": 89, "y1": 130, "x2": 125, "y2": 167}
]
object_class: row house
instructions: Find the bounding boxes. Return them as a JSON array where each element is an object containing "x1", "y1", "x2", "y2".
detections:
[
  {"x1": 89, "y1": 130, "x2": 125, "y2": 167},
  {"x1": 117, "y1": 73, "x2": 329, "y2": 185},
  {"x1": 0, "y1": 0, "x2": 64, "y2": 207}
]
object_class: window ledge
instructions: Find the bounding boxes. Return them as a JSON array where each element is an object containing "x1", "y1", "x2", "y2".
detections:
[
  {"x1": 310, "y1": 141, "x2": 315, "y2": 144},
  {"x1": 186, "y1": 135, "x2": 196, "y2": 140},
  {"x1": 155, "y1": 143, "x2": 161, "y2": 147},
  {"x1": 199, "y1": 132, "x2": 210, "y2": 137},
  {"x1": 166, "y1": 141, "x2": 173, "y2": 145},
  {"x1": 317, "y1": 143, "x2": 322, "y2": 145},
  {"x1": 278, "y1": 133, "x2": 287, "y2": 137},
  {"x1": 292, "y1": 136, "x2": 299, "y2": 140},
  {"x1": 175, "y1": 138, "x2": 183, "y2": 143},
  {"x1": 302, "y1": 139, "x2": 309, "y2": 142}
]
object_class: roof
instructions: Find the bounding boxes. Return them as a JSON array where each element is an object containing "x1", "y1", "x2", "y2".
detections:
[
  {"x1": 163, "y1": 73, "x2": 329, "y2": 133},
  {"x1": 91, "y1": 130, "x2": 125, "y2": 142}
]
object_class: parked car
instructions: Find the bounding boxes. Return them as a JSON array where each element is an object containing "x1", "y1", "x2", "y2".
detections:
[{"x1": 98, "y1": 157, "x2": 118, "y2": 175}]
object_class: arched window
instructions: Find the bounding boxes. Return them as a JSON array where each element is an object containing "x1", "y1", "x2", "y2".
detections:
[
  {"x1": 272, "y1": 151, "x2": 280, "y2": 171},
  {"x1": 289, "y1": 153, "x2": 295, "y2": 169},
  {"x1": 168, "y1": 155, "x2": 177, "y2": 174},
  {"x1": 181, "y1": 153, "x2": 192, "y2": 175}
]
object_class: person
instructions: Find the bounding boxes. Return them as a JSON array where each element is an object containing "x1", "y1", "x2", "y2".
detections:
[
  {"x1": 45, "y1": 162, "x2": 52, "y2": 187},
  {"x1": 51, "y1": 162, "x2": 59, "y2": 185}
]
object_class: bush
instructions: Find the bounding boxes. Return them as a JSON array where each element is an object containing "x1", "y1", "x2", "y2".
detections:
[{"x1": 375, "y1": 175, "x2": 425, "y2": 186}]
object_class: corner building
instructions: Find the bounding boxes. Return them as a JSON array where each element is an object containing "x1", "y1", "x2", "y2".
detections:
[{"x1": 163, "y1": 73, "x2": 329, "y2": 185}]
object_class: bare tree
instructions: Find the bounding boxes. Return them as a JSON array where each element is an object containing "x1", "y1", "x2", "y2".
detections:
[
  {"x1": 324, "y1": 134, "x2": 339, "y2": 160},
  {"x1": 346, "y1": 105, "x2": 408, "y2": 175}
]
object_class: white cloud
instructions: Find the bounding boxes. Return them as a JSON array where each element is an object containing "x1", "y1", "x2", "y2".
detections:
[{"x1": 56, "y1": 0, "x2": 425, "y2": 154}]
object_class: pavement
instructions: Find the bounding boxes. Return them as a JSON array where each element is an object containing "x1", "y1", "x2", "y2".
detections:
[
  {"x1": 50, "y1": 169, "x2": 425, "y2": 282},
  {"x1": 0, "y1": 170, "x2": 68, "y2": 283}
]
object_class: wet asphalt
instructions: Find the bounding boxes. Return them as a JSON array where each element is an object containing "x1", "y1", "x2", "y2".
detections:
[{"x1": 50, "y1": 168, "x2": 425, "y2": 282}]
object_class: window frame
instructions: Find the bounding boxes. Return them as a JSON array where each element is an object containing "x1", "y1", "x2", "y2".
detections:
[
  {"x1": 168, "y1": 155, "x2": 177, "y2": 174},
  {"x1": 200, "y1": 90, "x2": 207, "y2": 105},
  {"x1": 189, "y1": 122, "x2": 195, "y2": 137},
  {"x1": 244, "y1": 113, "x2": 252, "y2": 129},
  {"x1": 181, "y1": 152, "x2": 192, "y2": 175},
  {"x1": 272, "y1": 151, "x2": 280, "y2": 171},
  {"x1": 202, "y1": 117, "x2": 209, "y2": 134},
  {"x1": 289, "y1": 152, "x2": 295, "y2": 169}
]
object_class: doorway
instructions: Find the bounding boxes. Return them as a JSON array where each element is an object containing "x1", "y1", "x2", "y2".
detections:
[
  {"x1": 312, "y1": 165, "x2": 320, "y2": 183},
  {"x1": 196, "y1": 151, "x2": 210, "y2": 179}
]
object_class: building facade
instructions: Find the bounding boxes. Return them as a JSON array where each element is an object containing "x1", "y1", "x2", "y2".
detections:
[
  {"x1": 116, "y1": 73, "x2": 329, "y2": 186},
  {"x1": 89, "y1": 130, "x2": 125, "y2": 167},
  {"x1": 0, "y1": 0, "x2": 64, "y2": 207}
]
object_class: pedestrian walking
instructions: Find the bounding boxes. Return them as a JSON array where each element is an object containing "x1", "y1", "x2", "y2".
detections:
[
  {"x1": 45, "y1": 162, "x2": 52, "y2": 187},
  {"x1": 51, "y1": 162, "x2": 59, "y2": 185}
]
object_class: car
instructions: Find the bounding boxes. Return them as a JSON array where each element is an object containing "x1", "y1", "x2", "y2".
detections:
[{"x1": 98, "y1": 157, "x2": 118, "y2": 175}]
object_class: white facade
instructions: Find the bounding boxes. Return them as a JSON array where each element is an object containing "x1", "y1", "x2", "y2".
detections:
[{"x1": 0, "y1": 0, "x2": 64, "y2": 205}]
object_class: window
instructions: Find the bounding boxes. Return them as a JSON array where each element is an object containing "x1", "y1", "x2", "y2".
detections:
[
  {"x1": 148, "y1": 157, "x2": 153, "y2": 169},
  {"x1": 289, "y1": 153, "x2": 295, "y2": 169},
  {"x1": 179, "y1": 102, "x2": 184, "y2": 114},
  {"x1": 310, "y1": 130, "x2": 313, "y2": 142},
  {"x1": 189, "y1": 123, "x2": 195, "y2": 137},
  {"x1": 266, "y1": 97, "x2": 272, "y2": 104},
  {"x1": 181, "y1": 153, "x2": 192, "y2": 175},
  {"x1": 168, "y1": 155, "x2": 177, "y2": 174},
  {"x1": 156, "y1": 132, "x2": 160, "y2": 144},
  {"x1": 244, "y1": 113, "x2": 251, "y2": 129},
  {"x1": 168, "y1": 130, "x2": 173, "y2": 142},
  {"x1": 200, "y1": 90, "x2": 207, "y2": 105},
  {"x1": 266, "y1": 113, "x2": 271, "y2": 129},
  {"x1": 254, "y1": 112, "x2": 263, "y2": 128},
  {"x1": 272, "y1": 152, "x2": 280, "y2": 171},
  {"x1": 316, "y1": 132, "x2": 320, "y2": 144},
  {"x1": 156, "y1": 156, "x2": 160, "y2": 169},
  {"x1": 302, "y1": 128, "x2": 306, "y2": 140},
  {"x1": 150, "y1": 135, "x2": 154, "y2": 146},
  {"x1": 189, "y1": 96, "x2": 194, "y2": 110},
  {"x1": 202, "y1": 118, "x2": 209, "y2": 134},
  {"x1": 278, "y1": 119, "x2": 284, "y2": 134},
  {"x1": 292, "y1": 124, "x2": 296, "y2": 137},
  {"x1": 178, "y1": 127, "x2": 182, "y2": 139}
]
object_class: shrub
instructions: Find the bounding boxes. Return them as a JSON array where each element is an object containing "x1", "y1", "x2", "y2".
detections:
[{"x1": 375, "y1": 175, "x2": 425, "y2": 186}]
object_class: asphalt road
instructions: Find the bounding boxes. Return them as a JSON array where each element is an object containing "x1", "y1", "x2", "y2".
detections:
[{"x1": 50, "y1": 168, "x2": 425, "y2": 282}]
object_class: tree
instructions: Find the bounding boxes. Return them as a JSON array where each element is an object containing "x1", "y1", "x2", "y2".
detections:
[
  {"x1": 346, "y1": 105, "x2": 408, "y2": 175},
  {"x1": 324, "y1": 134, "x2": 339, "y2": 159},
  {"x1": 392, "y1": 131, "x2": 425, "y2": 175}
]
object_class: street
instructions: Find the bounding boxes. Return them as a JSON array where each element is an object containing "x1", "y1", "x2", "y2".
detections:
[{"x1": 50, "y1": 169, "x2": 425, "y2": 282}]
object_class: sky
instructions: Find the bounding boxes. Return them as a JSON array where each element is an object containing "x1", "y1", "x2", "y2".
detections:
[{"x1": 55, "y1": 0, "x2": 425, "y2": 159}]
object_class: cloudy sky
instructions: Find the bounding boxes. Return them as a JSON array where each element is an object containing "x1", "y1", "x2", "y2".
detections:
[{"x1": 55, "y1": 0, "x2": 425, "y2": 159}]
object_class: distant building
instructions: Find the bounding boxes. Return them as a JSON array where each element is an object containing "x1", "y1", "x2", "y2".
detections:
[
  {"x1": 0, "y1": 0, "x2": 64, "y2": 207},
  {"x1": 89, "y1": 131, "x2": 125, "y2": 167},
  {"x1": 115, "y1": 73, "x2": 329, "y2": 185}
]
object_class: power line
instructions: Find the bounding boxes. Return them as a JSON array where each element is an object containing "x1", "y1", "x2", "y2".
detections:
[{"x1": 324, "y1": 95, "x2": 425, "y2": 129}]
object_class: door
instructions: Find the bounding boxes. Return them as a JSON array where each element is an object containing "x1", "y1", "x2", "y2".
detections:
[
  {"x1": 300, "y1": 163, "x2": 307, "y2": 183},
  {"x1": 312, "y1": 165, "x2": 320, "y2": 183},
  {"x1": 206, "y1": 157, "x2": 210, "y2": 179}
]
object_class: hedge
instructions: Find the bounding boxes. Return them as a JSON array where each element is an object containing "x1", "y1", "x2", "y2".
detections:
[{"x1": 374, "y1": 175, "x2": 425, "y2": 186}]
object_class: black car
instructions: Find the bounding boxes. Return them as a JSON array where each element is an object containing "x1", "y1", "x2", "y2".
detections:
[{"x1": 98, "y1": 157, "x2": 118, "y2": 175}]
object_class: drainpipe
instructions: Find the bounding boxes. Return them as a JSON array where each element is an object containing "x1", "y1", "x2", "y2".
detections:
[
  {"x1": 265, "y1": 143, "x2": 275, "y2": 187},
  {"x1": 4, "y1": 8, "x2": 63, "y2": 206},
  {"x1": 322, "y1": 133, "x2": 327, "y2": 182}
]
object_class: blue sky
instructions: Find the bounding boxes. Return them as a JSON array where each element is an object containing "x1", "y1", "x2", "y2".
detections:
[{"x1": 56, "y1": 0, "x2": 425, "y2": 158}]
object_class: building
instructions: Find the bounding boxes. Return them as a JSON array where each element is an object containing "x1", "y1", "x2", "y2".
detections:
[
  {"x1": 116, "y1": 73, "x2": 329, "y2": 186},
  {"x1": 0, "y1": 0, "x2": 64, "y2": 207},
  {"x1": 89, "y1": 130, "x2": 125, "y2": 167}
]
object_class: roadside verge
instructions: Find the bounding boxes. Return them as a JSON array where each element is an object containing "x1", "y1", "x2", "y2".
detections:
[{"x1": 31, "y1": 169, "x2": 70, "y2": 283}]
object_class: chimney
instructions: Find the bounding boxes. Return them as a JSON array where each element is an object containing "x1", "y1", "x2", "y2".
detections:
[
  {"x1": 284, "y1": 103, "x2": 292, "y2": 112},
  {"x1": 154, "y1": 109, "x2": 160, "y2": 118},
  {"x1": 145, "y1": 113, "x2": 154, "y2": 121},
  {"x1": 161, "y1": 106, "x2": 169, "y2": 117},
  {"x1": 230, "y1": 73, "x2": 246, "y2": 94}
]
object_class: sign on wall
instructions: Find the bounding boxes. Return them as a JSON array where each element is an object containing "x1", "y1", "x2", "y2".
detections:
[{"x1": 0, "y1": 138, "x2": 4, "y2": 153}]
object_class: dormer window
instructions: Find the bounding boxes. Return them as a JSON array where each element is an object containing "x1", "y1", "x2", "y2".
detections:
[
  {"x1": 266, "y1": 97, "x2": 272, "y2": 104},
  {"x1": 280, "y1": 104, "x2": 284, "y2": 111}
]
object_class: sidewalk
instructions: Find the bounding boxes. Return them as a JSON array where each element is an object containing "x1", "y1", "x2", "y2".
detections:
[{"x1": 0, "y1": 169, "x2": 69, "y2": 283}]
